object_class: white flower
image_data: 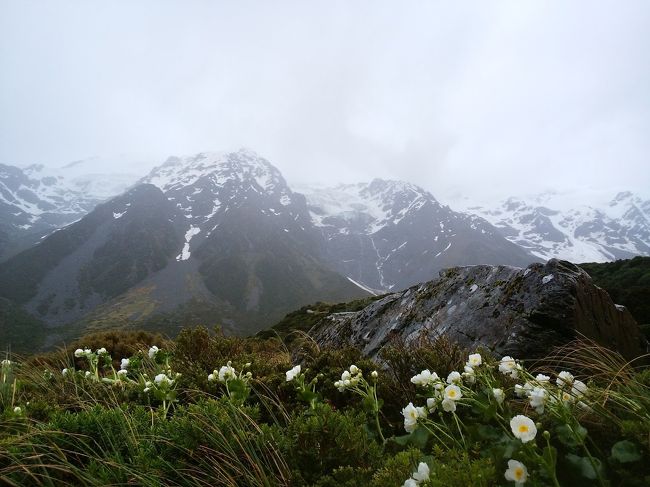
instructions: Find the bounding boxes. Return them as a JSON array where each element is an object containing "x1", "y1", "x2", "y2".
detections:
[
  {"x1": 467, "y1": 353, "x2": 482, "y2": 367},
  {"x1": 208, "y1": 373, "x2": 216, "y2": 382},
  {"x1": 148, "y1": 346, "x2": 159, "y2": 359},
  {"x1": 402, "y1": 402, "x2": 426, "y2": 432},
  {"x1": 426, "y1": 397, "x2": 437, "y2": 413},
  {"x1": 561, "y1": 390, "x2": 574, "y2": 403},
  {"x1": 1, "y1": 359, "x2": 11, "y2": 366},
  {"x1": 442, "y1": 398, "x2": 457, "y2": 412},
  {"x1": 504, "y1": 459, "x2": 528, "y2": 485},
  {"x1": 510, "y1": 415, "x2": 537, "y2": 443},
  {"x1": 410, "y1": 369, "x2": 439, "y2": 387},
  {"x1": 62, "y1": 368, "x2": 69, "y2": 376},
  {"x1": 447, "y1": 371, "x2": 462, "y2": 384},
  {"x1": 117, "y1": 369, "x2": 128, "y2": 378},
  {"x1": 218, "y1": 364, "x2": 236, "y2": 382},
  {"x1": 402, "y1": 479, "x2": 417, "y2": 487},
  {"x1": 444, "y1": 384, "x2": 462, "y2": 402},
  {"x1": 514, "y1": 383, "x2": 533, "y2": 398},
  {"x1": 371, "y1": 370, "x2": 378, "y2": 379},
  {"x1": 83, "y1": 348, "x2": 91, "y2": 355},
  {"x1": 145, "y1": 381, "x2": 152, "y2": 388},
  {"x1": 85, "y1": 371, "x2": 91, "y2": 378},
  {"x1": 412, "y1": 462, "x2": 430, "y2": 483},
  {"x1": 493, "y1": 388, "x2": 505, "y2": 404},
  {"x1": 96, "y1": 347, "x2": 107, "y2": 355},
  {"x1": 154, "y1": 373, "x2": 172, "y2": 386},
  {"x1": 571, "y1": 379, "x2": 588, "y2": 398},
  {"x1": 120, "y1": 358, "x2": 129, "y2": 370},
  {"x1": 529, "y1": 387, "x2": 547, "y2": 414},
  {"x1": 462, "y1": 365, "x2": 476, "y2": 384},
  {"x1": 143, "y1": 387, "x2": 151, "y2": 393},
  {"x1": 334, "y1": 380, "x2": 345, "y2": 392},
  {"x1": 341, "y1": 370, "x2": 351, "y2": 381},
  {"x1": 13, "y1": 406, "x2": 21, "y2": 414},
  {"x1": 499, "y1": 356, "x2": 519, "y2": 378},
  {"x1": 556, "y1": 371, "x2": 574, "y2": 387},
  {"x1": 285, "y1": 365, "x2": 301, "y2": 382},
  {"x1": 74, "y1": 348, "x2": 84, "y2": 358},
  {"x1": 343, "y1": 379, "x2": 351, "y2": 387},
  {"x1": 349, "y1": 365, "x2": 359, "y2": 374},
  {"x1": 535, "y1": 373, "x2": 550, "y2": 383}
]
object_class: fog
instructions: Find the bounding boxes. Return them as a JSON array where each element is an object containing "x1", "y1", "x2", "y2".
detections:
[{"x1": 1, "y1": 0, "x2": 649, "y2": 203}]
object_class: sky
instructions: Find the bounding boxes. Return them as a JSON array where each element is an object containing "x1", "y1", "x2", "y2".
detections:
[{"x1": 1, "y1": 0, "x2": 649, "y2": 204}]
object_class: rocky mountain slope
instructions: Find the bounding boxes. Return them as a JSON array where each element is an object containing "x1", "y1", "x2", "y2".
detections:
[
  {"x1": 0, "y1": 150, "x2": 366, "y2": 345},
  {"x1": 299, "y1": 181, "x2": 537, "y2": 292},
  {"x1": 309, "y1": 259, "x2": 647, "y2": 361},
  {"x1": 455, "y1": 190, "x2": 650, "y2": 263},
  {"x1": 0, "y1": 159, "x2": 137, "y2": 261}
]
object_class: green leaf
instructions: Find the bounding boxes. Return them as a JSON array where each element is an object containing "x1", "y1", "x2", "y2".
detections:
[
  {"x1": 227, "y1": 379, "x2": 251, "y2": 405},
  {"x1": 475, "y1": 424, "x2": 501, "y2": 441},
  {"x1": 611, "y1": 440, "x2": 642, "y2": 464},
  {"x1": 362, "y1": 395, "x2": 376, "y2": 412},
  {"x1": 565, "y1": 453, "x2": 602, "y2": 480},
  {"x1": 482, "y1": 402, "x2": 497, "y2": 422},
  {"x1": 502, "y1": 439, "x2": 521, "y2": 459},
  {"x1": 556, "y1": 424, "x2": 587, "y2": 447},
  {"x1": 391, "y1": 426, "x2": 430, "y2": 449},
  {"x1": 297, "y1": 389, "x2": 318, "y2": 404}
]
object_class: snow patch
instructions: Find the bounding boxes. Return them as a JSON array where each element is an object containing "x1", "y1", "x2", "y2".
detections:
[
  {"x1": 542, "y1": 274, "x2": 554, "y2": 284},
  {"x1": 176, "y1": 226, "x2": 201, "y2": 261},
  {"x1": 346, "y1": 277, "x2": 378, "y2": 296}
]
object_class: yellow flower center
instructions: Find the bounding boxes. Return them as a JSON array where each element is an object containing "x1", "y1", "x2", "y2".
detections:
[
  {"x1": 409, "y1": 411, "x2": 417, "y2": 419},
  {"x1": 514, "y1": 467, "x2": 524, "y2": 480},
  {"x1": 518, "y1": 425, "x2": 529, "y2": 433},
  {"x1": 448, "y1": 390, "x2": 456, "y2": 398}
]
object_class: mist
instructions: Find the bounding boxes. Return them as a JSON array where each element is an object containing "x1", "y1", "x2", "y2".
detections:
[{"x1": 1, "y1": 0, "x2": 649, "y2": 203}]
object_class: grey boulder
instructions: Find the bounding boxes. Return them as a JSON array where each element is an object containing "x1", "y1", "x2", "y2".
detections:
[{"x1": 309, "y1": 259, "x2": 647, "y2": 361}]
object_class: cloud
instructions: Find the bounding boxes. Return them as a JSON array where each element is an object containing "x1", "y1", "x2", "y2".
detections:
[{"x1": 1, "y1": 0, "x2": 648, "y2": 203}]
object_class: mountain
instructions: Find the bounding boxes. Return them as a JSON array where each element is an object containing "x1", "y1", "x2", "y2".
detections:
[
  {"x1": 0, "y1": 184, "x2": 182, "y2": 326},
  {"x1": 0, "y1": 150, "x2": 366, "y2": 346},
  {"x1": 454, "y1": 190, "x2": 650, "y2": 263},
  {"x1": 0, "y1": 159, "x2": 139, "y2": 261},
  {"x1": 298, "y1": 180, "x2": 538, "y2": 291}
]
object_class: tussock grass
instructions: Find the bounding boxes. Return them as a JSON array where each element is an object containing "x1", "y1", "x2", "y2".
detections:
[{"x1": 1, "y1": 327, "x2": 649, "y2": 486}]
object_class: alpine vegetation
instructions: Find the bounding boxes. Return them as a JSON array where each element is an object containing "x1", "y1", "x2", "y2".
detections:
[{"x1": 0, "y1": 328, "x2": 648, "y2": 486}]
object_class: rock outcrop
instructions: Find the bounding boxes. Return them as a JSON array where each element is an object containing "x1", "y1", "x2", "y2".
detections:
[{"x1": 309, "y1": 259, "x2": 647, "y2": 360}]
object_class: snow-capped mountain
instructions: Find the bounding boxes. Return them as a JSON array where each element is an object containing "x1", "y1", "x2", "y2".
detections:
[
  {"x1": 139, "y1": 149, "x2": 313, "y2": 261},
  {"x1": 0, "y1": 150, "x2": 366, "y2": 341},
  {"x1": 298, "y1": 179, "x2": 537, "y2": 291},
  {"x1": 0, "y1": 158, "x2": 139, "y2": 260},
  {"x1": 2, "y1": 148, "x2": 647, "y2": 348},
  {"x1": 455, "y1": 190, "x2": 650, "y2": 263}
]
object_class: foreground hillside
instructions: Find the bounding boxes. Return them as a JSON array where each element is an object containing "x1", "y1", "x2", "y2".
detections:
[{"x1": 1, "y1": 328, "x2": 648, "y2": 486}]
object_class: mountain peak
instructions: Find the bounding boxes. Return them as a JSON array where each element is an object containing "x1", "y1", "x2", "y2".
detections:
[{"x1": 142, "y1": 150, "x2": 287, "y2": 195}]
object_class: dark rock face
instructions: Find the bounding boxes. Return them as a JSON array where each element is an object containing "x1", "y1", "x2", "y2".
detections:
[{"x1": 309, "y1": 259, "x2": 647, "y2": 360}]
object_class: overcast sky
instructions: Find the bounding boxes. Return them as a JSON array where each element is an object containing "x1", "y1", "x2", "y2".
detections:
[{"x1": 1, "y1": 0, "x2": 649, "y2": 203}]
